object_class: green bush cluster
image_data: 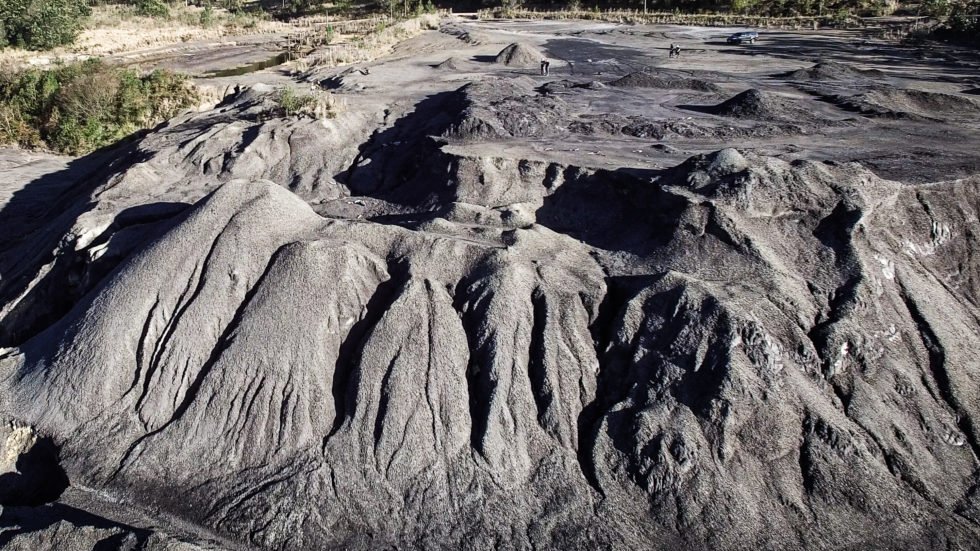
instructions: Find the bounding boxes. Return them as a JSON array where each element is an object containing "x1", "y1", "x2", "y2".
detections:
[
  {"x1": 379, "y1": 0, "x2": 437, "y2": 16},
  {"x1": 944, "y1": 0, "x2": 980, "y2": 35},
  {"x1": 727, "y1": 0, "x2": 893, "y2": 16},
  {"x1": 200, "y1": 2, "x2": 215, "y2": 25},
  {"x1": 134, "y1": 0, "x2": 170, "y2": 17},
  {"x1": 0, "y1": 0, "x2": 91, "y2": 50},
  {"x1": 274, "y1": 86, "x2": 315, "y2": 116},
  {"x1": 915, "y1": 0, "x2": 980, "y2": 45},
  {"x1": 482, "y1": 0, "x2": 912, "y2": 16},
  {"x1": 0, "y1": 59, "x2": 198, "y2": 155}
]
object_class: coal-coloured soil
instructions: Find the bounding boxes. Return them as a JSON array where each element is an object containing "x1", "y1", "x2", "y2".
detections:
[
  {"x1": 782, "y1": 61, "x2": 885, "y2": 81},
  {"x1": 440, "y1": 22, "x2": 488, "y2": 45},
  {"x1": 2, "y1": 17, "x2": 980, "y2": 551},
  {"x1": 568, "y1": 88, "x2": 841, "y2": 139},
  {"x1": 822, "y1": 87, "x2": 980, "y2": 120},
  {"x1": 678, "y1": 88, "x2": 824, "y2": 123},
  {"x1": 568, "y1": 112, "x2": 796, "y2": 140},
  {"x1": 608, "y1": 70, "x2": 720, "y2": 91},
  {"x1": 434, "y1": 56, "x2": 468, "y2": 70},
  {"x1": 444, "y1": 77, "x2": 568, "y2": 140},
  {"x1": 494, "y1": 42, "x2": 544, "y2": 66}
]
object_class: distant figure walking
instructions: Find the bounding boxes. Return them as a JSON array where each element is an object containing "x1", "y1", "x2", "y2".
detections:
[
  {"x1": 540, "y1": 59, "x2": 551, "y2": 76},
  {"x1": 669, "y1": 44, "x2": 681, "y2": 58}
]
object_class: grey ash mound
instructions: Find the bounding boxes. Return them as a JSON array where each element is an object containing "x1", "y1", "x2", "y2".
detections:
[
  {"x1": 783, "y1": 61, "x2": 884, "y2": 81},
  {"x1": 570, "y1": 89, "x2": 826, "y2": 138},
  {"x1": 829, "y1": 87, "x2": 980, "y2": 120},
  {"x1": 494, "y1": 42, "x2": 544, "y2": 67},
  {"x1": 444, "y1": 77, "x2": 567, "y2": 140},
  {"x1": 569, "y1": 113, "x2": 793, "y2": 140},
  {"x1": 2, "y1": 81, "x2": 980, "y2": 551},
  {"x1": 608, "y1": 70, "x2": 720, "y2": 92},
  {"x1": 434, "y1": 56, "x2": 467, "y2": 70},
  {"x1": 539, "y1": 79, "x2": 606, "y2": 94},
  {"x1": 679, "y1": 88, "x2": 819, "y2": 122},
  {"x1": 440, "y1": 22, "x2": 488, "y2": 45}
]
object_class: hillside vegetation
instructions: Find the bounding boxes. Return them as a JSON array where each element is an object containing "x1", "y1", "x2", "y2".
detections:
[
  {"x1": 0, "y1": 59, "x2": 197, "y2": 154},
  {"x1": 1, "y1": 0, "x2": 978, "y2": 52}
]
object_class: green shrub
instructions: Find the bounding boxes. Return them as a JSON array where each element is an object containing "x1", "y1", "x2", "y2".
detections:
[
  {"x1": 272, "y1": 86, "x2": 340, "y2": 119},
  {"x1": 334, "y1": 0, "x2": 353, "y2": 14},
  {"x1": 947, "y1": 0, "x2": 980, "y2": 30},
  {"x1": 0, "y1": 0, "x2": 90, "y2": 50},
  {"x1": 922, "y1": 0, "x2": 980, "y2": 45},
  {"x1": 921, "y1": 0, "x2": 952, "y2": 15},
  {"x1": 134, "y1": 0, "x2": 170, "y2": 17},
  {"x1": 0, "y1": 59, "x2": 198, "y2": 155},
  {"x1": 730, "y1": 0, "x2": 756, "y2": 12},
  {"x1": 200, "y1": 3, "x2": 215, "y2": 26},
  {"x1": 275, "y1": 86, "x2": 314, "y2": 116}
]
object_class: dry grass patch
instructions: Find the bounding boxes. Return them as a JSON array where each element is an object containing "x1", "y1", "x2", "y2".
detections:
[{"x1": 304, "y1": 13, "x2": 441, "y2": 67}]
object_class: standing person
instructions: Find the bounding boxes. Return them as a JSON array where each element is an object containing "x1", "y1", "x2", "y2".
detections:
[
  {"x1": 544, "y1": 60, "x2": 550, "y2": 75},
  {"x1": 541, "y1": 60, "x2": 547, "y2": 75}
]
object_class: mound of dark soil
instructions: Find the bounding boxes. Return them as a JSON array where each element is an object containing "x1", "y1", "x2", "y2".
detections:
[
  {"x1": 651, "y1": 143, "x2": 681, "y2": 153},
  {"x1": 539, "y1": 80, "x2": 606, "y2": 95},
  {"x1": 608, "y1": 71, "x2": 719, "y2": 92},
  {"x1": 444, "y1": 78, "x2": 567, "y2": 140},
  {"x1": 783, "y1": 61, "x2": 884, "y2": 81},
  {"x1": 494, "y1": 42, "x2": 544, "y2": 67},
  {"x1": 440, "y1": 23, "x2": 488, "y2": 45},
  {"x1": 830, "y1": 87, "x2": 980, "y2": 120},
  {"x1": 623, "y1": 119, "x2": 783, "y2": 140},
  {"x1": 568, "y1": 112, "x2": 790, "y2": 140},
  {"x1": 568, "y1": 113, "x2": 632, "y2": 135},
  {"x1": 539, "y1": 80, "x2": 577, "y2": 94},
  {"x1": 6, "y1": 44, "x2": 980, "y2": 551},
  {"x1": 712, "y1": 89, "x2": 785, "y2": 117},
  {"x1": 9, "y1": 138, "x2": 980, "y2": 551},
  {"x1": 891, "y1": 88, "x2": 980, "y2": 112},
  {"x1": 682, "y1": 89, "x2": 818, "y2": 123},
  {"x1": 435, "y1": 56, "x2": 467, "y2": 70}
]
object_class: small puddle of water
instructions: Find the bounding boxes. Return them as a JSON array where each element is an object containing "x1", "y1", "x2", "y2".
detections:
[{"x1": 204, "y1": 51, "x2": 298, "y2": 78}]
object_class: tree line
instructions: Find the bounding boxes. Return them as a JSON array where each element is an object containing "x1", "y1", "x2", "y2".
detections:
[{"x1": 1, "y1": 0, "x2": 978, "y2": 50}]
